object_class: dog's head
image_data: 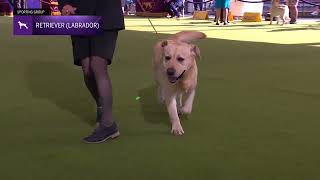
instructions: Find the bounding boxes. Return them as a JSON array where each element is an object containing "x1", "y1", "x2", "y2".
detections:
[{"x1": 160, "y1": 40, "x2": 200, "y2": 84}]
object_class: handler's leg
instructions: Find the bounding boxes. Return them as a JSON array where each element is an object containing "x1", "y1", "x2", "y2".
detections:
[
  {"x1": 90, "y1": 56, "x2": 114, "y2": 127},
  {"x1": 289, "y1": 5, "x2": 298, "y2": 23},
  {"x1": 83, "y1": 56, "x2": 119, "y2": 143},
  {"x1": 287, "y1": 0, "x2": 299, "y2": 23},
  {"x1": 81, "y1": 58, "x2": 102, "y2": 123},
  {"x1": 83, "y1": 31, "x2": 120, "y2": 143},
  {"x1": 81, "y1": 58, "x2": 100, "y2": 106}
]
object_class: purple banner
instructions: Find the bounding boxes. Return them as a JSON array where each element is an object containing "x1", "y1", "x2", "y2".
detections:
[
  {"x1": 26, "y1": 0, "x2": 41, "y2": 8},
  {"x1": 13, "y1": 16, "x2": 103, "y2": 36}
]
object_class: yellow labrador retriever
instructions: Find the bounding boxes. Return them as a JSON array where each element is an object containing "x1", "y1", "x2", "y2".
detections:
[{"x1": 153, "y1": 31, "x2": 206, "y2": 135}]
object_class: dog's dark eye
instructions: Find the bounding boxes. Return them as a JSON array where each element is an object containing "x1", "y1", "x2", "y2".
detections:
[
  {"x1": 177, "y1": 57, "x2": 185, "y2": 62},
  {"x1": 165, "y1": 56, "x2": 171, "y2": 61}
]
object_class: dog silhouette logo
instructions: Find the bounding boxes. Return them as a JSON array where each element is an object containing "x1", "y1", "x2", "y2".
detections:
[{"x1": 18, "y1": 21, "x2": 28, "y2": 30}]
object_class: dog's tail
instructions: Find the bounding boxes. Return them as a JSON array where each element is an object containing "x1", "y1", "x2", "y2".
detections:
[{"x1": 169, "y1": 31, "x2": 206, "y2": 43}]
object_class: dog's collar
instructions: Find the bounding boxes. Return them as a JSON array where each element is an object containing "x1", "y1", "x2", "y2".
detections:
[{"x1": 176, "y1": 70, "x2": 186, "y2": 81}]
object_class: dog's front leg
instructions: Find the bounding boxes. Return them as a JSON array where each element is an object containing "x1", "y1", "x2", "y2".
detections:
[
  {"x1": 177, "y1": 93, "x2": 183, "y2": 108},
  {"x1": 177, "y1": 93, "x2": 183, "y2": 115},
  {"x1": 180, "y1": 90, "x2": 195, "y2": 115},
  {"x1": 269, "y1": 16, "x2": 273, "y2": 25},
  {"x1": 282, "y1": 16, "x2": 286, "y2": 25},
  {"x1": 166, "y1": 96, "x2": 184, "y2": 135},
  {"x1": 280, "y1": 16, "x2": 285, "y2": 25},
  {"x1": 157, "y1": 86, "x2": 165, "y2": 104}
]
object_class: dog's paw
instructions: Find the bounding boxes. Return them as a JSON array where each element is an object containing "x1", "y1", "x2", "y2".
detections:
[
  {"x1": 171, "y1": 123, "x2": 184, "y2": 136},
  {"x1": 158, "y1": 96, "x2": 165, "y2": 104},
  {"x1": 180, "y1": 106, "x2": 192, "y2": 115}
]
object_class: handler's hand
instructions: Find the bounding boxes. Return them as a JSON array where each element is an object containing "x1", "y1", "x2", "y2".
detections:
[{"x1": 61, "y1": 4, "x2": 77, "y2": 16}]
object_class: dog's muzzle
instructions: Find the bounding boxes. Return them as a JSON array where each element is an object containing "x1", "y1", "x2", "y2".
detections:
[{"x1": 167, "y1": 70, "x2": 186, "y2": 84}]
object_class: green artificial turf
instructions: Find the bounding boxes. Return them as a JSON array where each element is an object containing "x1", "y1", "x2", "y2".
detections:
[{"x1": 1, "y1": 17, "x2": 320, "y2": 180}]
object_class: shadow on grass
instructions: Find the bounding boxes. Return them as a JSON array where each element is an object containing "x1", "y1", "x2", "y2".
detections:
[
  {"x1": 127, "y1": 23, "x2": 272, "y2": 29},
  {"x1": 298, "y1": 41, "x2": 320, "y2": 46},
  {"x1": 267, "y1": 24, "x2": 320, "y2": 32},
  {"x1": 188, "y1": 21, "x2": 212, "y2": 24},
  {"x1": 137, "y1": 85, "x2": 190, "y2": 127},
  {"x1": 138, "y1": 85, "x2": 170, "y2": 127},
  {"x1": 155, "y1": 27, "x2": 272, "y2": 33},
  {"x1": 25, "y1": 61, "x2": 96, "y2": 126},
  {"x1": 124, "y1": 16, "x2": 166, "y2": 19},
  {"x1": 207, "y1": 23, "x2": 272, "y2": 28},
  {"x1": 127, "y1": 19, "x2": 320, "y2": 32}
]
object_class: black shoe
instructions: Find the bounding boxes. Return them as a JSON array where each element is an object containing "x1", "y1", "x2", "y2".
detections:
[
  {"x1": 224, "y1": 22, "x2": 228, "y2": 25},
  {"x1": 290, "y1": 21, "x2": 297, "y2": 24},
  {"x1": 216, "y1": 22, "x2": 219, "y2": 25},
  {"x1": 83, "y1": 122, "x2": 120, "y2": 144}
]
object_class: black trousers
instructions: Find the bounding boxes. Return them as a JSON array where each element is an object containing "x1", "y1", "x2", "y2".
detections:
[
  {"x1": 193, "y1": 0, "x2": 203, "y2": 11},
  {"x1": 71, "y1": 31, "x2": 119, "y2": 66},
  {"x1": 164, "y1": 1, "x2": 180, "y2": 17}
]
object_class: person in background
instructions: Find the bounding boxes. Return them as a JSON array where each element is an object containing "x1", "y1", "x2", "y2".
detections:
[
  {"x1": 286, "y1": 0, "x2": 299, "y2": 24},
  {"x1": 214, "y1": 7, "x2": 229, "y2": 23},
  {"x1": 124, "y1": 0, "x2": 134, "y2": 15},
  {"x1": 164, "y1": 0, "x2": 180, "y2": 18},
  {"x1": 214, "y1": 0, "x2": 230, "y2": 25},
  {"x1": 193, "y1": 0, "x2": 203, "y2": 11},
  {"x1": 175, "y1": 0, "x2": 184, "y2": 14},
  {"x1": 121, "y1": 0, "x2": 125, "y2": 13}
]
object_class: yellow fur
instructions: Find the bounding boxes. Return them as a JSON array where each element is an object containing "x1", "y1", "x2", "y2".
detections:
[{"x1": 152, "y1": 31, "x2": 206, "y2": 135}]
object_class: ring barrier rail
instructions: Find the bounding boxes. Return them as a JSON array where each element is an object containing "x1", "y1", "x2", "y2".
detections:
[{"x1": 300, "y1": 0, "x2": 320, "y2": 6}]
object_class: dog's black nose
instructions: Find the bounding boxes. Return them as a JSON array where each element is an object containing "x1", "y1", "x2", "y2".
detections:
[{"x1": 166, "y1": 68, "x2": 176, "y2": 76}]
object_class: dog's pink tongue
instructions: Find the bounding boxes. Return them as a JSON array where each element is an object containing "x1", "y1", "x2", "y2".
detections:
[{"x1": 168, "y1": 76, "x2": 177, "y2": 83}]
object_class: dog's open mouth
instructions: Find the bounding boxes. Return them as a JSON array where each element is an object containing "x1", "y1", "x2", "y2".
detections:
[
  {"x1": 168, "y1": 76, "x2": 178, "y2": 83},
  {"x1": 167, "y1": 70, "x2": 186, "y2": 84}
]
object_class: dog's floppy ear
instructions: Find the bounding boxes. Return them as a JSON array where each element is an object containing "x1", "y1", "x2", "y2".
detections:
[
  {"x1": 191, "y1": 45, "x2": 201, "y2": 61},
  {"x1": 153, "y1": 40, "x2": 168, "y2": 66},
  {"x1": 161, "y1": 40, "x2": 168, "y2": 47}
]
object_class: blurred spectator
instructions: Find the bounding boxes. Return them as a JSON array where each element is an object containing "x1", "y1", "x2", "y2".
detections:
[
  {"x1": 121, "y1": 0, "x2": 125, "y2": 13},
  {"x1": 286, "y1": 0, "x2": 299, "y2": 24},
  {"x1": 124, "y1": 0, "x2": 134, "y2": 15},
  {"x1": 164, "y1": 0, "x2": 180, "y2": 18},
  {"x1": 175, "y1": 0, "x2": 184, "y2": 14},
  {"x1": 215, "y1": 0, "x2": 230, "y2": 25},
  {"x1": 213, "y1": 7, "x2": 229, "y2": 23},
  {"x1": 193, "y1": 0, "x2": 203, "y2": 11}
]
